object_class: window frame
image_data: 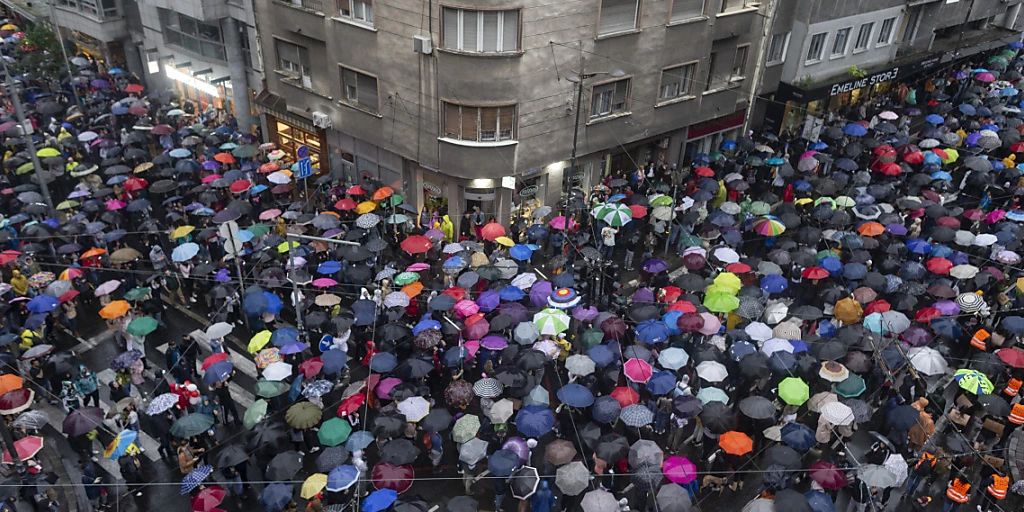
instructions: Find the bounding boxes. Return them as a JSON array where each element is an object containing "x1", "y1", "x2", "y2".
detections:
[
  {"x1": 159, "y1": 9, "x2": 228, "y2": 62},
  {"x1": 766, "y1": 32, "x2": 790, "y2": 65},
  {"x1": 830, "y1": 27, "x2": 852, "y2": 58},
  {"x1": 853, "y1": 22, "x2": 874, "y2": 53},
  {"x1": 731, "y1": 44, "x2": 750, "y2": 80},
  {"x1": 274, "y1": 38, "x2": 313, "y2": 89},
  {"x1": 589, "y1": 77, "x2": 632, "y2": 120},
  {"x1": 805, "y1": 32, "x2": 827, "y2": 64},
  {"x1": 657, "y1": 61, "x2": 699, "y2": 104},
  {"x1": 338, "y1": 64, "x2": 381, "y2": 115},
  {"x1": 441, "y1": 102, "x2": 518, "y2": 143},
  {"x1": 901, "y1": 8, "x2": 921, "y2": 44},
  {"x1": 719, "y1": 0, "x2": 755, "y2": 14},
  {"x1": 337, "y1": 0, "x2": 373, "y2": 26},
  {"x1": 596, "y1": 0, "x2": 640, "y2": 37},
  {"x1": 668, "y1": 0, "x2": 706, "y2": 24},
  {"x1": 876, "y1": 17, "x2": 896, "y2": 47},
  {"x1": 440, "y1": 6, "x2": 521, "y2": 54}
]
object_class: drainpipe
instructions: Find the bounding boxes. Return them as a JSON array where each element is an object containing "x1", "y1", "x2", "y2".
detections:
[
  {"x1": 741, "y1": 0, "x2": 780, "y2": 135},
  {"x1": 220, "y1": 16, "x2": 254, "y2": 134}
]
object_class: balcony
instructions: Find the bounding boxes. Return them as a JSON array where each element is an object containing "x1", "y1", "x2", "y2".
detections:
[
  {"x1": 146, "y1": 0, "x2": 228, "y2": 22},
  {"x1": 713, "y1": 1, "x2": 759, "y2": 40},
  {"x1": 52, "y1": 3, "x2": 128, "y2": 42},
  {"x1": 269, "y1": 0, "x2": 328, "y2": 41}
]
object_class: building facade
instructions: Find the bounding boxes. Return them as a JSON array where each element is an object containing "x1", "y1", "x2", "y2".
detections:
[
  {"x1": 759, "y1": 0, "x2": 1024, "y2": 135},
  {"x1": 253, "y1": 0, "x2": 766, "y2": 227}
]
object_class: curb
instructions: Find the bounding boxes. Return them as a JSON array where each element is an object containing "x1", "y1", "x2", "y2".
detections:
[{"x1": 39, "y1": 436, "x2": 81, "y2": 512}]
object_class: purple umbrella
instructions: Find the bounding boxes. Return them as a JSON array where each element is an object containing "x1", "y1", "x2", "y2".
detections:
[
  {"x1": 899, "y1": 326, "x2": 933, "y2": 347},
  {"x1": 477, "y1": 290, "x2": 500, "y2": 312},
  {"x1": 530, "y1": 281, "x2": 553, "y2": 307},
  {"x1": 202, "y1": 160, "x2": 221, "y2": 171},
  {"x1": 642, "y1": 259, "x2": 669, "y2": 273},
  {"x1": 632, "y1": 287, "x2": 655, "y2": 303},
  {"x1": 885, "y1": 224, "x2": 907, "y2": 236},
  {"x1": 502, "y1": 437, "x2": 530, "y2": 463},
  {"x1": 933, "y1": 300, "x2": 960, "y2": 315},
  {"x1": 481, "y1": 335, "x2": 509, "y2": 351},
  {"x1": 573, "y1": 306, "x2": 599, "y2": 322},
  {"x1": 499, "y1": 302, "x2": 529, "y2": 323},
  {"x1": 424, "y1": 228, "x2": 444, "y2": 241},
  {"x1": 90, "y1": 79, "x2": 110, "y2": 89}
]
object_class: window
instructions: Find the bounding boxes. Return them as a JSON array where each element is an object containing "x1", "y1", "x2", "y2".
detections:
[
  {"x1": 58, "y1": 0, "x2": 116, "y2": 18},
  {"x1": 732, "y1": 45, "x2": 749, "y2": 78},
  {"x1": 854, "y1": 22, "x2": 873, "y2": 51},
  {"x1": 902, "y1": 8, "x2": 921, "y2": 43},
  {"x1": 159, "y1": 9, "x2": 227, "y2": 61},
  {"x1": 443, "y1": 103, "x2": 516, "y2": 142},
  {"x1": 806, "y1": 32, "x2": 827, "y2": 63},
  {"x1": 670, "y1": 0, "x2": 705, "y2": 22},
  {"x1": 705, "y1": 51, "x2": 725, "y2": 91},
  {"x1": 598, "y1": 0, "x2": 639, "y2": 36},
  {"x1": 766, "y1": 32, "x2": 789, "y2": 64},
  {"x1": 276, "y1": 40, "x2": 312, "y2": 88},
  {"x1": 877, "y1": 17, "x2": 896, "y2": 45},
  {"x1": 290, "y1": 0, "x2": 325, "y2": 12},
  {"x1": 720, "y1": 0, "x2": 753, "y2": 13},
  {"x1": 337, "y1": 0, "x2": 373, "y2": 25},
  {"x1": 831, "y1": 27, "x2": 851, "y2": 57},
  {"x1": 442, "y1": 8, "x2": 520, "y2": 53},
  {"x1": 275, "y1": 121, "x2": 321, "y2": 167},
  {"x1": 340, "y1": 66, "x2": 380, "y2": 114},
  {"x1": 658, "y1": 63, "x2": 697, "y2": 101},
  {"x1": 590, "y1": 79, "x2": 630, "y2": 118}
]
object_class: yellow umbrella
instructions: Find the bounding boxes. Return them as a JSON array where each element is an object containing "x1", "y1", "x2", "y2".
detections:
[
  {"x1": 712, "y1": 272, "x2": 742, "y2": 295},
  {"x1": 133, "y1": 162, "x2": 153, "y2": 174},
  {"x1": 171, "y1": 225, "x2": 195, "y2": 239},
  {"x1": 301, "y1": 473, "x2": 327, "y2": 499},
  {"x1": 355, "y1": 201, "x2": 377, "y2": 214},
  {"x1": 794, "y1": 198, "x2": 813, "y2": 206},
  {"x1": 277, "y1": 241, "x2": 300, "y2": 253},
  {"x1": 36, "y1": 148, "x2": 60, "y2": 158},
  {"x1": 56, "y1": 200, "x2": 79, "y2": 210},
  {"x1": 833, "y1": 297, "x2": 863, "y2": 324},
  {"x1": 470, "y1": 252, "x2": 489, "y2": 267},
  {"x1": 248, "y1": 330, "x2": 272, "y2": 353},
  {"x1": 15, "y1": 162, "x2": 34, "y2": 175},
  {"x1": 494, "y1": 236, "x2": 514, "y2": 247},
  {"x1": 1, "y1": 24, "x2": 18, "y2": 31}
]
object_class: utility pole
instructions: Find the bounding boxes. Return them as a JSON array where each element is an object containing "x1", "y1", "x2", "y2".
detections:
[
  {"x1": 741, "y1": 0, "x2": 780, "y2": 136},
  {"x1": 286, "y1": 233, "x2": 360, "y2": 332},
  {"x1": 44, "y1": 0, "x2": 82, "y2": 107},
  {"x1": 1, "y1": 58, "x2": 56, "y2": 217}
]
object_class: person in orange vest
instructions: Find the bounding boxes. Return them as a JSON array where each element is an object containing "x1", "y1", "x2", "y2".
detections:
[
  {"x1": 980, "y1": 470, "x2": 1008, "y2": 512},
  {"x1": 969, "y1": 328, "x2": 990, "y2": 351},
  {"x1": 943, "y1": 473, "x2": 971, "y2": 512},
  {"x1": 1009, "y1": 402, "x2": 1024, "y2": 426},
  {"x1": 1004, "y1": 376, "x2": 1022, "y2": 398},
  {"x1": 904, "y1": 450, "x2": 939, "y2": 497}
]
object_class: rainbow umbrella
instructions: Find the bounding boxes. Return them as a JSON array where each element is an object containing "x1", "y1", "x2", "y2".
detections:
[
  {"x1": 104, "y1": 430, "x2": 138, "y2": 459},
  {"x1": 753, "y1": 216, "x2": 786, "y2": 236}
]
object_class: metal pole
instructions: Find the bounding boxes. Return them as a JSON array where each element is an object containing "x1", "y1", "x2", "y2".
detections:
[
  {"x1": 740, "y1": 0, "x2": 780, "y2": 136},
  {"x1": 1, "y1": 59, "x2": 56, "y2": 217},
  {"x1": 285, "y1": 233, "x2": 361, "y2": 331},
  {"x1": 45, "y1": 0, "x2": 82, "y2": 107},
  {"x1": 569, "y1": 73, "x2": 584, "y2": 214},
  {"x1": 225, "y1": 229, "x2": 249, "y2": 328}
]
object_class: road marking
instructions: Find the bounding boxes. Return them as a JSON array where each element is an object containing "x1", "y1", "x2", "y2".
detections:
[
  {"x1": 94, "y1": 370, "x2": 162, "y2": 462},
  {"x1": 70, "y1": 330, "x2": 114, "y2": 354},
  {"x1": 153, "y1": 342, "x2": 255, "y2": 409}
]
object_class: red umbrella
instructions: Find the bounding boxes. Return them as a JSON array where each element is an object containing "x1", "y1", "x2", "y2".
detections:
[
  {"x1": 371, "y1": 463, "x2": 414, "y2": 494},
  {"x1": 677, "y1": 313, "x2": 705, "y2": 332},
  {"x1": 123, "y1": 83, "x2": 144, "y2": 94},
  {"x1": 694, "y1": 166, "x2": 715, "y2": 177},
  {"x1": 480, "y1": 222, "x2": 506, "y2": 241},
  {"x1": 801, "y1": 267, "x2": 829, "y2": 280},
  {"x1": 629, "y1": 204, "x2": 648, "y2": 218},
  {"x1": 192, "y1": 486, "x2": 226, "y2": 512},
  {"x1": 725, "y1": 262, "x2": 752, "y2": 273},
  {"x1": 0, "y1": 388, "x2": 33, "y2": 414},
  {"x1": 809, "y1": 461, "x2": 847, "y2": 490},
  {"x1": 1012, "y1": 141, "x2": 1024, "y2": 153},
  {"x1": 902, "y1": 151, "x2": 924, "y2": 165},
  {"x1": 863, "y1": 299, "x2": 891, "y2": 314},
  {"x1": 876, "y1": 162, "x2": 902, "y2": 176},
  {"x1": 659, "y1": 286, "x2": 681, "y2": 303},
  {"x1": 442, "y1": 287, "x2": 467, "y2": 301},
  {"x1": 935, "y1": 216, "x2": 961, "y2": 229},
  {"x1": 299, "y1": 357, "x2": 324, "y2": 378},
  {"x1": 925, "y1": 257, "x2": 952, "y2": 275},
  {"x1": 872, "y1": 144, "x2": 896, "y2": 157},
  {"x1": 201, "y1": 352, "x2": 229, "y2": 370},
  {"x1": 666, "y1": 301, "x2": 697, "y2": 313},
  {"x1": 337, "y1": 393, "x2": 366, "y2": 416},
  {"x1": 123, "y1": 177, "x2": 148, "y2": 192},
  {"x1": 229, "y1": 179, "x2": 252, "y2": 193},
  {"x1": 962, "y1": 208, "x2": 984, "y2": 222},
  {"x1": 610, "y1": 386, "x2": 639, "y2": 407},
  {"x1": 681, "y1": 253, "x2": 706, "y2": 271},
  {"x1": 334, "y1": 198, "x2": 357, "y2": 211},
  {"x1": 347, "y1": 185, "x2": 366, "y2": 195},
  {"x1": 914, "y1": 307, "x2": 941, "y2": 323},
  {"x1": 624, "y1": 358, "x2": 653, "y2": 383},
  {"x1": 258, "y1": 162, "x2": 280, "y2": 173},
  {"x1": 400, "y1": 235, "x2": 432, "y2": 254},
  {"x1": 0, "y1": 435, "x2": 42, "y2": 463},
  {"x1": 59, "y1": 290, "x2": 80, "y2": 303},
  {"x1": 997, "y1": 347, "x2": 1024, "y2": 368}
]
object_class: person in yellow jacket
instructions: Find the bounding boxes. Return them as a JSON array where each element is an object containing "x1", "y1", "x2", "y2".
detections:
[
  {"x1": 9, "y1": 269, "x2": 28, "y2": 296},
  {"x1": 19, "y1": 328, "x2": 38, "y2": 350},
  {"x1": 440, "y1": 215, "x2": 453, "y2": 242}
]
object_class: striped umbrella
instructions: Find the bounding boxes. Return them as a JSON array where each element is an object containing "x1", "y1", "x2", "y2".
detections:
[
  {"x1": 953, "y1": 368, "x2": 994, "y2": 395},
  {"x1": 533, "y1": 308, "x2": 571, "y2": 335},
  {"x1": 753, "y1": 216, "x2": 786, "y2": 236},
  {"x1": 591, "y1": 203, "x2": 633, "y2": 227},
  {"x1": 955, "y1": 292, "x2": 986, "y2": 313}
]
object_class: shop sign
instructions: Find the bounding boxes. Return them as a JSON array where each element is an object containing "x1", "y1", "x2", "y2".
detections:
[
  {"x1": 829, "y1": 67, "x2": 900, "y2": 96},
  {"x1": 519, "y1": 185, "x2": 539, "y2": 199},
  {"x1": 423, "y1": 182, "x2": 442, "y2": 197}
]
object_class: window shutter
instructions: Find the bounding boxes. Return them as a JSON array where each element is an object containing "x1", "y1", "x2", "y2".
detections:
[
  {"x1": 463, "y1": 11, "x2": 479, "y2": 51},
  {"x1": 671, "y1": 0, "x2": 702, "y2": 21},
  {"x1": 482, "y1": 11, "x2": 499, "y2": 52},
  {"x1": 498, "y1": 107, "x2": 514, "y2": 140},
  {"x1": 599, "y1": 0, "x2": 637, "y2": 35},
  {"x1": 480, "y1": 107, "x2": 498, "y2": 141},
  {"x1": 502, "y1": 10, "x2": 518, "y2": 51},
  {"x1": 461, "y1": 107, "x2": 478, "y2": 141},
  {"x1": 358, "y1": 74, "x2": 378, "y2": 112},
  {"x1": 443, "y1": 8, "x2": 459, "y2": 49},
  {"x1": 443, "y1": 103, "x2": 461, "y2": 139}
]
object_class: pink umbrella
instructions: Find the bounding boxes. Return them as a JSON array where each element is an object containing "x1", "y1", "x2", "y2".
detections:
[
  {"x1": 201, "y1": 174, "x2": 222, "y2": 184},
  {"x1": 259, "y1": 208, "x2": 281, "y2": 220},
  {"x1": 698, "y1": 312, "x2": 722, "y2": 335},
  {"x1": 105, "y1": 199, "x2": 126, "y2": 211},
  {"x1": 800, "y1": 150, "x2": 818, "y2": 160},
  {"x1": 463, "y1": 340, "x2": 480, "y2": 359},
  {"x1": 464, "y1": 319, "x2": 489, "y2": 340},
  {"x1": 548, "y1": 216, "x2": 577, "y2": 231},
  {"x1": 312, "y1": 278, "x2": 337, "y2": 288},
  {"x1": 454, "y1": 299, "x2": 480, "y2": 318},
  {"x1": 375, "y1": 377, "x2": 402, "y2": 399},
  {"x1": 985, "y1": 209, "x2": 1006, "y2": 224},
  {"x1": 624, "y1": 358, "x2": 653, "y2": 383},
  {"x1": 663, "y1": 455, "x2": 697, "y2": 484},
  {"x1": 975, "y1": 72, "x2": 996, "y2": 82},
  {"x1": 406, "y1": 263, "x2": 430, "y2": 272}
]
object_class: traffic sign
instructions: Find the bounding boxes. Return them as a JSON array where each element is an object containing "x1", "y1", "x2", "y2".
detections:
[
  {"x1": 295, "y1": 157, "x2": 313, "y2": 179},
  {"x1": 297, "y1": 145, "x2": 309, "y2": 159}
]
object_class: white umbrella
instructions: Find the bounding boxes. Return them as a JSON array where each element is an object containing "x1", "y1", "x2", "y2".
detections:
[
  {"x1": 760, "y1": 338, "x2": 794, "y2": 356},
  {"x1": 820, "y1": 401, "x2": 855, "y2": 426},
  {"x1": 489, "y1": 398, "x2": 514, "y2": 423},
  {"x1": 713, "y1": 247, "x2": 739, "y2": 264},
  {"x1": 949, "y1": 264, "x2": 979, "y2": 279},
  {"x1": 973, "y1": 233, "x2": 998, "y2": 246},
  {"x1": 566, "y1": 355, "x2": 595, "y2": 376},
  {"x1": 397, "y1": 396, "x2": 430, "y2": 422},
  {"x1": 744, "y1": 322, "x2": 773, "y2": 341},
  {"x1": 383, "y1": 291, "x2": 410, "y2": 308},
  {"x1": 807, "y1": 392, "x2": 838, "y2": 412},
  {"x1": 657, "y1": 347, "x2": 689, "y2": 370},
  {"x1": 764, "y1": 302, "x2": 789, "y2": 325},
  {"x1": 882, "y1": 453, "x2": 908, "y2": 486},
  {"x1": 954, "y1": 230, "x2": 975, "y2": 246},
  {"x1": 95, "y1": 279, "x2": 122, "y2": 297},
  {"x1": 206, "y1": 322, "x2": 233, "y2": 339},
  {"x1": 907, "y1": 346, "x2": 948, "y2": 376},
  {"x1": 772, "y1": 321, "x2": 802, "y2": 340},
  {"x1": 511, "y1": 272, "x2": 537, "y2": 290},
  {"x1": 262, "y1": 361, "x2": 293, "y2": 381},
  {"x1": 859, "y1": 465, "x2": 899, "y2": 488},
  {"x1": 267, "y1": 171, "x2": 291, "y2": 184},
  {"x1": 878, "y1": 111, "x2": 899, "y2": 120},
  {"x1": 696, "y1": 361, "x2": 728, "y2": 383}
]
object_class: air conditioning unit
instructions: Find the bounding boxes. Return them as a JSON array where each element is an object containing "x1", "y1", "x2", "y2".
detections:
[
  {"x1": 312, "y1": 111, "x2": 332, "y2": 129},
  {"x1": 413, "y1": 35, "x2": 433, "y2": 55}
]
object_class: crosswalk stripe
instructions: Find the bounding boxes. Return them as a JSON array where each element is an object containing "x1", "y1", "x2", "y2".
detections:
[
  {"x1": 185, "y1": 329, "x2": 258, "y2": 379},
  {"x1": 94, "y1": 370, "x2": 163, "y2": 462},
  {"x1": 153, "y1": 343, "x2": 255, "y2": 410}
]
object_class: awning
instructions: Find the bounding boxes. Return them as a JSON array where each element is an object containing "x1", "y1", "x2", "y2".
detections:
[{"x1": 256, "y1": 90, "x2": 318, "y2": 133}]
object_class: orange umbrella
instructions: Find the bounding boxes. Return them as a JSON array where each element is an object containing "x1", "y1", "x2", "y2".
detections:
[
  {"x1": 719, "y1": 431, "x2": 753, "y2": 455},
  {"x1": 480, "y1": 222, "x2": 506, "y2": 241},
  {"x1": 833, "y1": 297, "x2": 863, "y2": 324},
  {"x1": 402, "y1": 281, "x2": 424, "y2": 298},
  {"x1": 214, "y1": 152, "x2": 236, "y2": 164},
  {"x1": 371, "y1": 186, "x2": 394, "y2": 201},
  {"x1": 0, "y1": 375, "x2": 23, "y2": 395},
  {"x1": 857, "y1": 222, "x2": 885, "y2": 237},
  {"x1": 81, "y1": 248, "x2": 107, "y2": 259},
  {"x1": 99, "y1": 300, "x2": 130, "y2": 319}
]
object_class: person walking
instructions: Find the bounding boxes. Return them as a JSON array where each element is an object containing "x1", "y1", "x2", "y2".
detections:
[
  {"x1": 980, "y1": 470, "x2": 1008, "y2": 512},
  {"x1": 943, "y1": 474, "x2": 972, "y2": 512}
]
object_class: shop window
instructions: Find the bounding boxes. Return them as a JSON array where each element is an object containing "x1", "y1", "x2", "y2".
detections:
[
  {"x1": 598, "y1": 0, "x2": 639, "y2": 36},
  {"x1": 340, "y1": 66, "x2": 380, "y2": 114},
  {"x1": 854, "y1": 22, "x2": 873, "y2": 52},
  {"x1": 876, "y1": 17, "x2": 896, "y2": 46},
  {"x1": 806, "y1": 32, "x2": 827, "y2": 63},
  {"x1": 443, "y1": 103, "x2": 517, "y2": 142},
  {"x1": 831, "y1": 27, "x2": 851, "y2": 57},
  {"x1": 669, "y1": 0, "x2": 705, "y2": 22},
  {"x1": 276, "y1": 40, "x2": 312, "y2": 89},
  {"x1": 767, "y1": 32, "x2": 789, "y2": 65},
  {"x1": 658, "y1": 62, "x2": 697, "y2": 102},
  {"x1": 442, "y1": 8, "x2": 520, "y2": 53},
  {"x1": 590, "y1": 79, "x2": 630, "y2": 118},
  {"x1": 337, "y1": 0, "x2": 373, "y2": 26},
  {"x1": 274, "y1": 121, "x2": 321, "y2": 167}
]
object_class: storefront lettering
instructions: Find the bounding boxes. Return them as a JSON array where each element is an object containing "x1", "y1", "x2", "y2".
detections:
[
  {"x1": 519, "y1": 185, "x2": 539, "y2": 199},
  {"x1": 829, "y1": 67, "x2": 900, "y2": 97},
  {"x1": 423, "y1": 183, "x2": 442, "y2": 197}
]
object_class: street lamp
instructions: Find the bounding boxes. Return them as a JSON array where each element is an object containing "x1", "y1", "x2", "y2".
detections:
[
  {"x1": 0, "y1": 58, "x2": 56, "y2": 217},
  {"x1": 566, "y1": 68, "x2": 625, "y2": 206}
]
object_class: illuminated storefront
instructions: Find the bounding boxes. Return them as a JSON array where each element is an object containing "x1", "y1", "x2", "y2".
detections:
[{"x1": 265, "y1": 114, "x2": 327, "y2": 169}]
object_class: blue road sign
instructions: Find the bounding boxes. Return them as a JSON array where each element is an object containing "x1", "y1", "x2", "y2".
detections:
[
  {"x1": 297, "y1": 145, "x2": 310, "y2": 159},
  {"x1": 296, "y1": 157, "x2": 313, "y2": 179}
]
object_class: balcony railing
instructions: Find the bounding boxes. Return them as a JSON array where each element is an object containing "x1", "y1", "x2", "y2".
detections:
[{"x1": 282, "y1": 0, "x2": 325, "y2": 13}]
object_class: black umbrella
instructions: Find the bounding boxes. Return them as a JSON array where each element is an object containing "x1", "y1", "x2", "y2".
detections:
[
  {"x1": 315, "y1": 446, "x2": 349, "y2": 472},
  {"x1": 699, "y1": 402, "x2": 736, "y2": 433},
  {"x1": 380, "y1": 439, "x2": 420, "y2": 465},
  {"x1": 421, "y1": 408, "x2": 453, "y2": 433},
  {"x1": 595, "y1": 433, "x2": 628, "y2": 462},
  {"x1": 446, "y1": 496, "x2": 479, "y2": 512},
  {"x1": 214, "y1": 444, "x2": 249, "y2": 468},
  {"x1": 738, "y1": 396, "x2": 777, "y2": 420},
  {"x1": 775, "y1": 488, "x2": 812, "y2": 512},
  {"x1": 763, "y1": 445, "x2": 802, "y2": 468},
  {"x1": 266, "y1": 450, "x2": 303, "y2": 480},
  {"x1": 372, "y1": 413, "x2": 407, "y2": 438}
]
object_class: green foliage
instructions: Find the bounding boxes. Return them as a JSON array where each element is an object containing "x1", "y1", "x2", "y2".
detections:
[
  {"x1": 13, "y1": 25, "x2": 65, "y2": 81},
  {"x1": 848, "y1": 65, "x2": 867, "y2": 79}
]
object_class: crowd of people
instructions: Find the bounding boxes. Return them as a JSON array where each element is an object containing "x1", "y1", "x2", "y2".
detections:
[{"x1": 3, "y1": 17, "x2": 1024, "y2": 512}]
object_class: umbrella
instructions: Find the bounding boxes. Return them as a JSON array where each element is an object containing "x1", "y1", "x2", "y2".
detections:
[
  {"x1": 738, "y1": 396, "x2": 777, "y2": 419},
  {"x1": 62, "y1": 407, "x2": 103, "y2": 436},
  {"x1": 556, "y1": 461, "x2": 590, "y2": 495},
  {"x1": 267, "y1": 451, "x2": 304, "y2": 480},
  {"x1": 719, "y1": 431, "x2": 753, "y2": 455},
  {"x1": 326, "y1": 465, "x2": 359, "y2": 491},
  {"x1": 510, "y1": 466, "x2": 540, "y2": 499},
  {"x1": 581, "y1": 490, "x2": 618, "y2": 512},
  {"x1": 171, "y1": 413, "x2": 215, "y2": 438},
  {"x1": 181, "y1": 465, "x2": 213, "y2": 495},
  {"x1": 656, "y1": 484, "x2": 693, "y2": 512},
  {"x1": 859, "y1": 465, "x2": 899, "y2": 488}
]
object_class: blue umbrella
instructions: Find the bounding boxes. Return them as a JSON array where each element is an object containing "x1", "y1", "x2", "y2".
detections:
[
  {"x1": 805, "y1": 491, "x2": 835, "y2": 512},
  {"x1": 317, "y1": 260, "x2": 341, "y2": 274},
  {"x1": 635, "y1": 319, "x2": 670, "y2": 345},
  {"x1": 251, "y1": 184, "x2": 268, "y2": 194},
  {"x1": 905, "y1": 239, "x2": 932, "y2": 255},
  {"x1": 526, "y1": 225, "x2": 549, "y2": 240},
  {"x1": 321, "y1": 349, "x2": 348, "y2": 374},
  {"x1": 412, "y1": 315, "x2": 442, "y2": 335},
  {"x1": 930, "y1": 170, "x2": 953, "y2": 181},
  {"x1": 766, "y1": 157, "x2": 786, "y2": 166},
  {"x1": 662, "y1": 311, "x2": 682, "y2": 335},
  {"x1": 443, "y1": 255, "x2": 467, "y2": 271},
  {"x1": 369, "y1": 352, "x2": 397, "y2": 372},
  {"x1": 24, "y1": 314, "x2": 46, "y2": 330},
  {"x1": 760, "y1": 275, "x2": 788, "y2": 294},
  {"x1": 509, "y1": 244, "x2": 534, "y2": 261},
  {"x1": 169, "y1": 148, "x2": 191, "y2": 158},
  {"x1": 551, "y1": 272, "x2": 575, "y2": 288},
  {"x1": 260, "y1": 483, "x2": 293, "y2": 512},
  {"x1": 1002, "y1": 316, "x2": 1024, "y2": 334},
  {"x1": 646, "y1": 371, "x2": 676, "y2": 395},
  {"x1": 362, "y1": 489, "x2": 398, "y2": 512},
  {"x1": 781, "y1": 422, "x2": 815, "y2": 453},
  {"x1": 587, "y1": 344, "x2": 616, "y2": 367},
  {"x1": 729, "y1": 340, "x2": 757, "y2": 361},
  {"x1": 843, "y1": 123, "x2": 867, "y2": 137},
  {"x1": 557, "y1": 383, "x2": 595, "y2": 408},
  {"x1": 500, "y1": 286, "x2": 526, "y2": 301},
  {"x1": 515, "y1": 405, "x2": 556, "y2": 437},
  {"x1": 592, "y1": 396, "x2": 621, "y2": 423},
  {"x1": 443, "y1": 346, "x2": 468, "y2": 368},
  {"x1": 720, "y1": 139, "x2": 737, "y2": 151},
  {"x1": 819, "y1": 256, "x2": 842, "y2": 274},
  {"x1": 180, "y1": 464, "x2": 212, "y2": 495},
  {"x1": 925, "y1": 114, "x2": 944, "y2": 125},
  {"x1": 26, "y1": 295, "x2": 58, "y2": 314},
  {"x1": 488, "y1": 449, "x2": 522, "y2": 477},
  {"x1": 958, "y1": 103, "x2": 977, "y2": 116},
  {"x1": 352, "y1": 299, "x2": 377, "y2": 326},
  {"x1": 203, "y1": 361, "x2": 234, "y2": 385},
  {"x1": 768, "y1": 352, "x2": 797, "y2": 373},
  {"x1": 346, "y1": 430, "x2": 374, "y2": 451},
  {"x1": 106, "y1": 429, "x2": 138, "y2": 459},
  {"x1": 476, "y1": 290, "x2": 500, "y2": 312},
  {"x1": 171, "y1": 242, "x2": 199, "y2": 262},
  {"x1": 841, "y1": 262, "x2": 867, "y2": 280},
  {"x1": 242, "y1": 292, "x2": 267, "y2": 316},
  {"x1": 270, "y1": 327, "x2": 299, "y2": 347},
  {"x1": 326, "y1": 465, "x2": 359, "y2": 491}
]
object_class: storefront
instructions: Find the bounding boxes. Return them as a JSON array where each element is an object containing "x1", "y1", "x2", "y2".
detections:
[
  {"x1": 165, "y1": 65, "x2": 237, "y2": 118},
  {"x1": 680, "y1": 110, "x2": 746, "y2": 166},
  {"x1": 263, "y1": 111, "x2": 327, "y2": 170}
]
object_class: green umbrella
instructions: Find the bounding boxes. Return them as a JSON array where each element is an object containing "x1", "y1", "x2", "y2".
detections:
[
  {"x1": 534, "y1": 308, "x2": 571, "y2": 336},
  {"x1": 317, "y1": 417, "x2": 353, "y2": 446},
  {"x1": 170, "y1": 413, "x2": 215, "y2": 438},
  {"x1": 452, "y1": 414, "x2": 481, "y2": 444},
  {"x1": 835, "y1": 374, "x2": 866, "y2": 398},
  {"x1": 386, "y1": 194, "x2": 404, "y2": 207},
  {"x1": 748, "y1": 201, "x2": 771, "y2": 216},
  {"x1": 255, "y1": 380, "x2": 289, "y2": 398},
  {"x1": 581, "y1": 329, "x2": 604, "y2": 349},
  {"x1": 123, "y1": 287, "x2": 151, "y2": 301},
  {"x1": 232, "y1": 145, "x2": 257, "y2": 158},
  {"x1": 393, "y1": 272, "x2": 420, "y2": 286},
  {"x1": 244, "y1": 399, "x2": 268, "y2": 429},
  {"x1": 703, "y1": 292, "x2": 739, "y2": 313},
  {"x1": 248, "y1": 223, "x2": 270, "y2": 237},
  {"x1": 126, "y1": 316, "x2": 158, "y2": 336},
  {"x1": 649, "y1": 195, "x2": 673, "y2": 207},
  {"x1": 286, "y1": 402, "x2": 322, "y2": 429},
  {"x1": 386, "y1": 214, "x2": 410, "y2": 225},
  {"x1": 778, "y1": 377, "x2": 809, "y2": 406}
]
